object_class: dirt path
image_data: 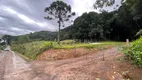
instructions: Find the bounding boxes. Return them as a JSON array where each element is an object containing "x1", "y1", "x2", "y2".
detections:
[
  {"x1": 1, "y1": 48, "x2": 142, "y2": 80},
  {"x1": 0, "y1": 51, "x2": 46, "y2": 80},
  {"x1": 31, "y1": 47, "x2": 128, "y2": 80}
]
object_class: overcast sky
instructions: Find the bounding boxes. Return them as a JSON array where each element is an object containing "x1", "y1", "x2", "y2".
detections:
[{"x1": 0, "y1": 0, "x2": 121, "y2": 36}]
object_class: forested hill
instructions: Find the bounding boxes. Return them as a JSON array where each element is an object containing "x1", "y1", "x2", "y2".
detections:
[
  {"x1": 27, "y1": 31, "x2": 57, "y2": 41},
  {"x1": 1, "y1": 31, "x2": 57, "y2": 44},
  {"x1": 61, "y1": 11, "x2": 141, "y2": 41},
  {"x1": 61, "y1": 0, "x2": 142, "y2": 42}
]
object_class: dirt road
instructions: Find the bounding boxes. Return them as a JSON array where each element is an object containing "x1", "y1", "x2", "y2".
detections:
[
  {"x1": 31, "y1": 48, "x2": 128, "y2": 80},
  {"x1": 0, "y1": 48, "x2": 137, "y2": 80},
  {"x1": 0, "y1": 50, "x2": 47, "y2": 80}
]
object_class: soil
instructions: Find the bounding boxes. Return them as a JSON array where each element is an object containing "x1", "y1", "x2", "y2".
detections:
[
  {"x1": 1, "y1": 47, "x2": 142, "y2": 80},
  {"x1": 37, "y1": 48, "x2": 98, "y2": 61},
  {"x1": 31, "y1": 47, "x2": 142, "y2": 80}
]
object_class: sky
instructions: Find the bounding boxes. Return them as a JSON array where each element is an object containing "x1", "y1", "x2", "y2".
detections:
[{"x1": 0, "y1": 0, "x2": 121, "y2": 36}]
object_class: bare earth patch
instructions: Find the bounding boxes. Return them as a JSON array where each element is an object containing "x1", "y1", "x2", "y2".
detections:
[
  {"x1": 1, "y1": 47, "x2": 142, "y2": 80},
  {"x1": 37, "y1": 48, "x2": 99, "y2": 61},
  {"x1": 31, "y1": 47, "x2": 142, "y2": 80}
]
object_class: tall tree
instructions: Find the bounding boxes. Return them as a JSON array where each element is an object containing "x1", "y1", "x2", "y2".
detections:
[{"x1": 44, "y1": 0, "x2": 75, "y2": 45}]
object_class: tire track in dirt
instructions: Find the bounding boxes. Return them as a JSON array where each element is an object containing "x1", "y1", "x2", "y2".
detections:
[
  {"x1": 0, "y1": 51, "x2": 6, "y2": 80},
  {"x1": 31, "y1": 47, "x2": 125, "y2": 80},
  {"x1": 3, "y1": 51, "x2": 37, "y2": 80},
  {"x1": 0, "y1": 50, "x2": 43, "y2": 80}
]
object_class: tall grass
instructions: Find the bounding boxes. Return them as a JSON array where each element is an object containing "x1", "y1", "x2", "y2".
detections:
[{"x1": 11, "y1": 41, "x2": 53, "y2": 60}]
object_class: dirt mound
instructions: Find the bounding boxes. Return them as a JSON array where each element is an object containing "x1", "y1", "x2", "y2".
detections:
[{"x1": 37, "y1": 48, "x2": 98, "y2": 60}]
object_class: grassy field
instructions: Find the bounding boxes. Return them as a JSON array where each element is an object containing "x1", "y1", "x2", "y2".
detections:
[
  {"x1": 11, "y1": 40, "x2": 125, "y2": 60},
  {"x1": 54, "y1": 41, "x2": 124, "y2": 49}
]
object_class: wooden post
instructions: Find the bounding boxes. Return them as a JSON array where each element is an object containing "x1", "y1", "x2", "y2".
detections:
[
  {"x1": 74, "y1": 40, "x2": 76, "y2": 55},
  {"x1": 126, "y1": 39, "x2": 130, "y2": 47},
  {"x1": 103, "y1": 52, "x2": 105, "y2": 61}
]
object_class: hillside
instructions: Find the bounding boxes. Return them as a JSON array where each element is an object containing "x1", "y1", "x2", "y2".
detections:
[{"x1": 2, "y1": 31, "x2": 57, "y2": 44}]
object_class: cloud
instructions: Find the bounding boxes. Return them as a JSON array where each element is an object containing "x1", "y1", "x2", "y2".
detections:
[
  {"x1": 72, "y1": 0, "x2": 99, "y2": 16},
  {"x1": 0, "y1": 0, "x2": 57, "y2": 36},
  {"x1": 0, "y1": 0, "x2": 121, "y2": 36}
]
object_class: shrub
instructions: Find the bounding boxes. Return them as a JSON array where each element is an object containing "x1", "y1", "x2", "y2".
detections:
[
  {"x1": 124, "y1": 37, "x2": 142, "y2": 67},
  {"x1": 60, "y1": 40, "x2": 75, "y2": 45},
  {"x1": 0, "y1": 45, "x2": 6, "y2": 50}
]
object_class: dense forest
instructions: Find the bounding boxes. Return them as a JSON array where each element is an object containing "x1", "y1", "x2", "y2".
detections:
[
  {"x1": 1, "y1": 0, "x2": 142, "y2": 44},
  {"x1": 62, "y1": 0, "x2": 142, "y2": 41}
]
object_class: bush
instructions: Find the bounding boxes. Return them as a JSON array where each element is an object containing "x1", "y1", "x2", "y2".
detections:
[
  {"x1": 0, "y1": 45, "x2": 6, "y2": 50},
  {"x1": 124, "y1": 37, "x2": 142, "y2": 67},
  {"x1": 60, "y1": 40, "x2": 75, "y2": 45}
]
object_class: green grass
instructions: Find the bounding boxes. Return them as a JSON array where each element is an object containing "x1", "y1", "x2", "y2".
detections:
[
  {"x1": 11, "y1": 41, "x2": 125, "y2": 60},
  {"x1": 11, "y1": 41, "x2": 52, "y2": 60},
  {"x1": 53, "y1": 41, "x2": 125, "y2": 49},
  {"x1": 60, "y1": 40, "x2": 75, "y2": 44},
  {"x1": 0, "y1": 45, "x2": 6, "y2": 50}
]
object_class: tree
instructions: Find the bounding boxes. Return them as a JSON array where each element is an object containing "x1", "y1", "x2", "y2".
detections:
[
  {"x1": 94, "y1": 0, "x2": 141, "y2": 16},
  {"x1": 17, "y1": 35, "x2": 30, "y2": 43},
  {"x1": 89, "y1": 26, "x2": 103, "y2": 41},
  {"x1": 71, "y1": 12, "x2": 108, "y2": 41},
  {"x1": 2, "y1": 35, "x2": 13, "y2": 45},
  {"x1": 44, "y1": 0, "x2": 75, "y2": 45}
]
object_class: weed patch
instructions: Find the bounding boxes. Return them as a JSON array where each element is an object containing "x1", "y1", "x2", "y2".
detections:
[{"x1": 124, "y1": 37, "x2": 142, "y2": 67}]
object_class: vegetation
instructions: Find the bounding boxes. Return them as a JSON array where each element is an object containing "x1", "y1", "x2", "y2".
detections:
[
  {"x1": 2, "y1": 31, "x2": 56, "y2": 45},
  {"x1": 11, "y1": 41, "x2": 124, "y2": 60},
  {"x1": 0, "y1": 39, "x2": 6, "y2": 50},
  {"x1": 11, "y1": 41, "x2": 53, "y2": 60},
  {"x1": 1, "y1": 0, "x2": 142, "y2": 67},
  {"x1": 61, "y1": 0, "x2": 142, "y2": 42},
  {"x1": 44, "y1": 0, "x2": 75, "y2": 44},
  {"x1": 124, "y1": 37, "x2": 142, "y2": 67},
  {"x1": 60, "y1": 40, "x2": 75, "y2": 44},
  {"x1": 0, "y1": 45, "x2": 6, "y2": 50},
  {"x1": 3, "y1": 0, "x2": 142, "y2": 44},
  {"x1": 54, "y1": 41, "x2": 124, "y2": 49}
]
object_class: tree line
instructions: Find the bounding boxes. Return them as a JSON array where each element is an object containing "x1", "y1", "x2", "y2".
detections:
[
  {"x1": 2, "y1": 0, "x2": 142, "y2": 44},
  {"x1": 61, "y1": 0, "x2": 142, "y2": 42},
  {"x1": 2, "y1": 31, "x2": 56, "y2": 44}
]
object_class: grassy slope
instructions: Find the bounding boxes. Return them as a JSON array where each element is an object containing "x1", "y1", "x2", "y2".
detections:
[
  {"x1": 11, "y1": 41, "x2": 48, "y2": 60},
  {"x1": 0, "y1": 45, "x2": 6, "y2": 50},
  {"x1": 11, "y1": 41, "x2": 125, "y2": 60}
]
